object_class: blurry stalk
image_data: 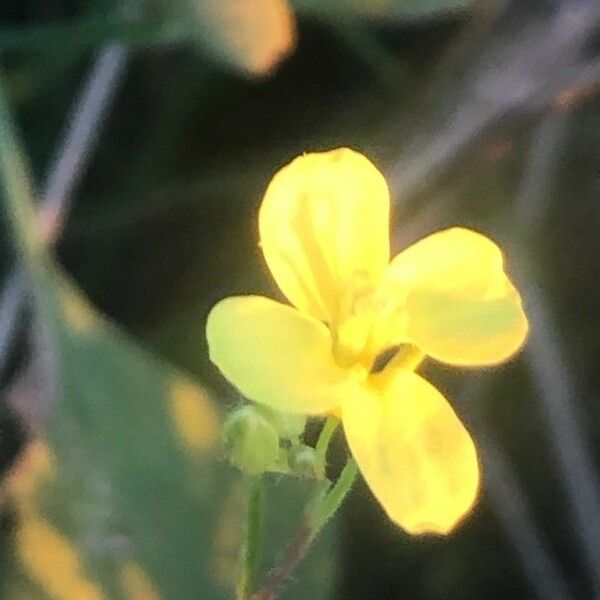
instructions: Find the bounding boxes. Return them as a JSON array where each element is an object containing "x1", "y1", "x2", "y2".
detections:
[
  {"x1": 513, "y1": 110, "x2": 600, "y2": 596},
  {"x1": 512, "y1": 113, "x2": 569, "y2": 228},
  {"x1": 463, "y1": 377, "x2": 574, "y2": 600},
  {"x1": 483, "y1": 438, "x2": 574, "y2": 600},
  {"x1": 0, "y1": 269, "x2": 26, "y2": 377},
  {"x1": 0, "y1": 83, "x2": 60, "y2": 420},
  {"x1": 0, "y1": 88, "x2": 48, "y2": 290},
  {"x1": 524, "y1": 285, "x2": 600, "y2": 594},
  {"x1": 0, "y1": 42, "x2": 128, "y2": 389},
  {"x1": 237, "y1": 477, "x2": 265, "y2": 600},
  {"x1": 41, "y1": 45, "x2": 128, "y2": 242}
]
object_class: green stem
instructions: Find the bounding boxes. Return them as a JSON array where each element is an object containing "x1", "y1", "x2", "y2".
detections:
[
  {"x1": 237, "y1": 477, "x2": 265, "y2": 600},
  {"x1": 250, "y1": 458, "x2": 358, "y2": 600},
  {"x1": 307, "y1": 458, "x2": 358, "y2": 536},
  {"x1": 249, "y1": 418, "x2": 356, "y2": 599},
  {"x1": 0, "y1": 78, "x2": 49, "y2": 292},
  {"x1": 314, "y1": 416, "x2": 339, "y2": 468}
]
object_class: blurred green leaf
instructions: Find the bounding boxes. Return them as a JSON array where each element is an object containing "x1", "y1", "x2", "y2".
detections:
[
  {"x1": 0, "y1": 80, "x2": 337, "y2": 598},
  {"x1": 4, "y1": 276, "x2": 232, "y2": 599},
  {"x1": 3, "y1": 268, "x2": 337, "y2": 599}
]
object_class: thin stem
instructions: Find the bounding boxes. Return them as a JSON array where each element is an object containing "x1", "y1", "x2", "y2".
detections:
[
  {"x1": 250, "y1": 521, "x2": 312, "y2": 600},
  {"x1": 0, "y1": 32, "x2": 129, "y2": 384},
  {"x1": 0, "y1": 84, "x2": 46, "y2": 282},
  {"x1": 40, "y1": 44, "x2": 129, "y2": 243},
  {"x1": 0, "y1": 269, "x2": 28, "y2": 380},
  {"x1": 251, "y1": 458, "x2": 359, "y2": 600},
  {"x1": 237, "y1": 477, "x2": 265, "y2": 600},
  {"x1": 314, "y1": 416, "x2": 339, "y2": 467},
  {"x1": 308, "y1": 459, "x2": 358, "y2": 536},
  {"x1": 510, "y1": 109, "x2": 600, "y2": 593}
]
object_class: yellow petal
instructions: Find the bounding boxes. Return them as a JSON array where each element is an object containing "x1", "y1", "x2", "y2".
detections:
[
  {"x1": 206, "y1": 296, "x2": 358, "y2": 415},
  {"x1": 259, "y1": 148, "x2": 390, "y2": 323},
  {"x1": 386, "y1": 227, "x2": 528, "y2": 365},
  {"x1": 342, "y1": 369, "x2": 479, "y2": 534}
]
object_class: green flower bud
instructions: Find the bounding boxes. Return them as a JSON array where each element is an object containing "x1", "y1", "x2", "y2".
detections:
[{"x1": 223, "y1": 405, "x2": 280, "y2": 476}]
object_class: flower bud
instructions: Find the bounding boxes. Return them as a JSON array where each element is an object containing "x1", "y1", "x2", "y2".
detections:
[{"x1": 223, "y1": 405, "x2": 280, "y2": 475}]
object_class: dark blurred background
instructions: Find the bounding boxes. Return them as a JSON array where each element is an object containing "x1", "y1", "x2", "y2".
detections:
[{"x1": 0, "y1": 0, "x2": 599, "y2": 599}]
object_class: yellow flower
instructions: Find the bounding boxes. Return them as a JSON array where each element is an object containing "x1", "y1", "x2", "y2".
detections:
[{"x1": 206, "y1": 148, "x2": 529, "y2": 535}]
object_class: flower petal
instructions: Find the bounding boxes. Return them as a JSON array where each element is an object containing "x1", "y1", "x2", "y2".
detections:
[
  {"x1": 342, "y1": 369, "x2": 479, "y2": 534},
  {"x1": 386, "y1": 227, "x2": 528, "y2": 366},
  {"x1": 259, "y1": 148, "x2": 390, "y2": 323},
  {"x1": 206, "y1": 296, "x2": 358, "y2": 415}
]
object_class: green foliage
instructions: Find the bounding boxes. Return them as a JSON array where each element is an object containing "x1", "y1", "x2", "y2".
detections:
[
  {"x1": 0, "y1": 275, "x2": 337, "y2": 598},
  {"x1": 0, "y1": 82, "x2": 337, "y2": 599},
  {"x1": 2, "y1": 0, "x2": 598, "y2": 598},
  {"x1": 1, "y1": 297, "x2": 339, "y2": 595},
  {"x1": 49, "y1": 278, "x2": 231, "y2": 599}
]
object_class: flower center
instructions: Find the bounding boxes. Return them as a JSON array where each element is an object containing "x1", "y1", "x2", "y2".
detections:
[{"x1": 330, "y1": 271, "x2": 412, "y2": 372}]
